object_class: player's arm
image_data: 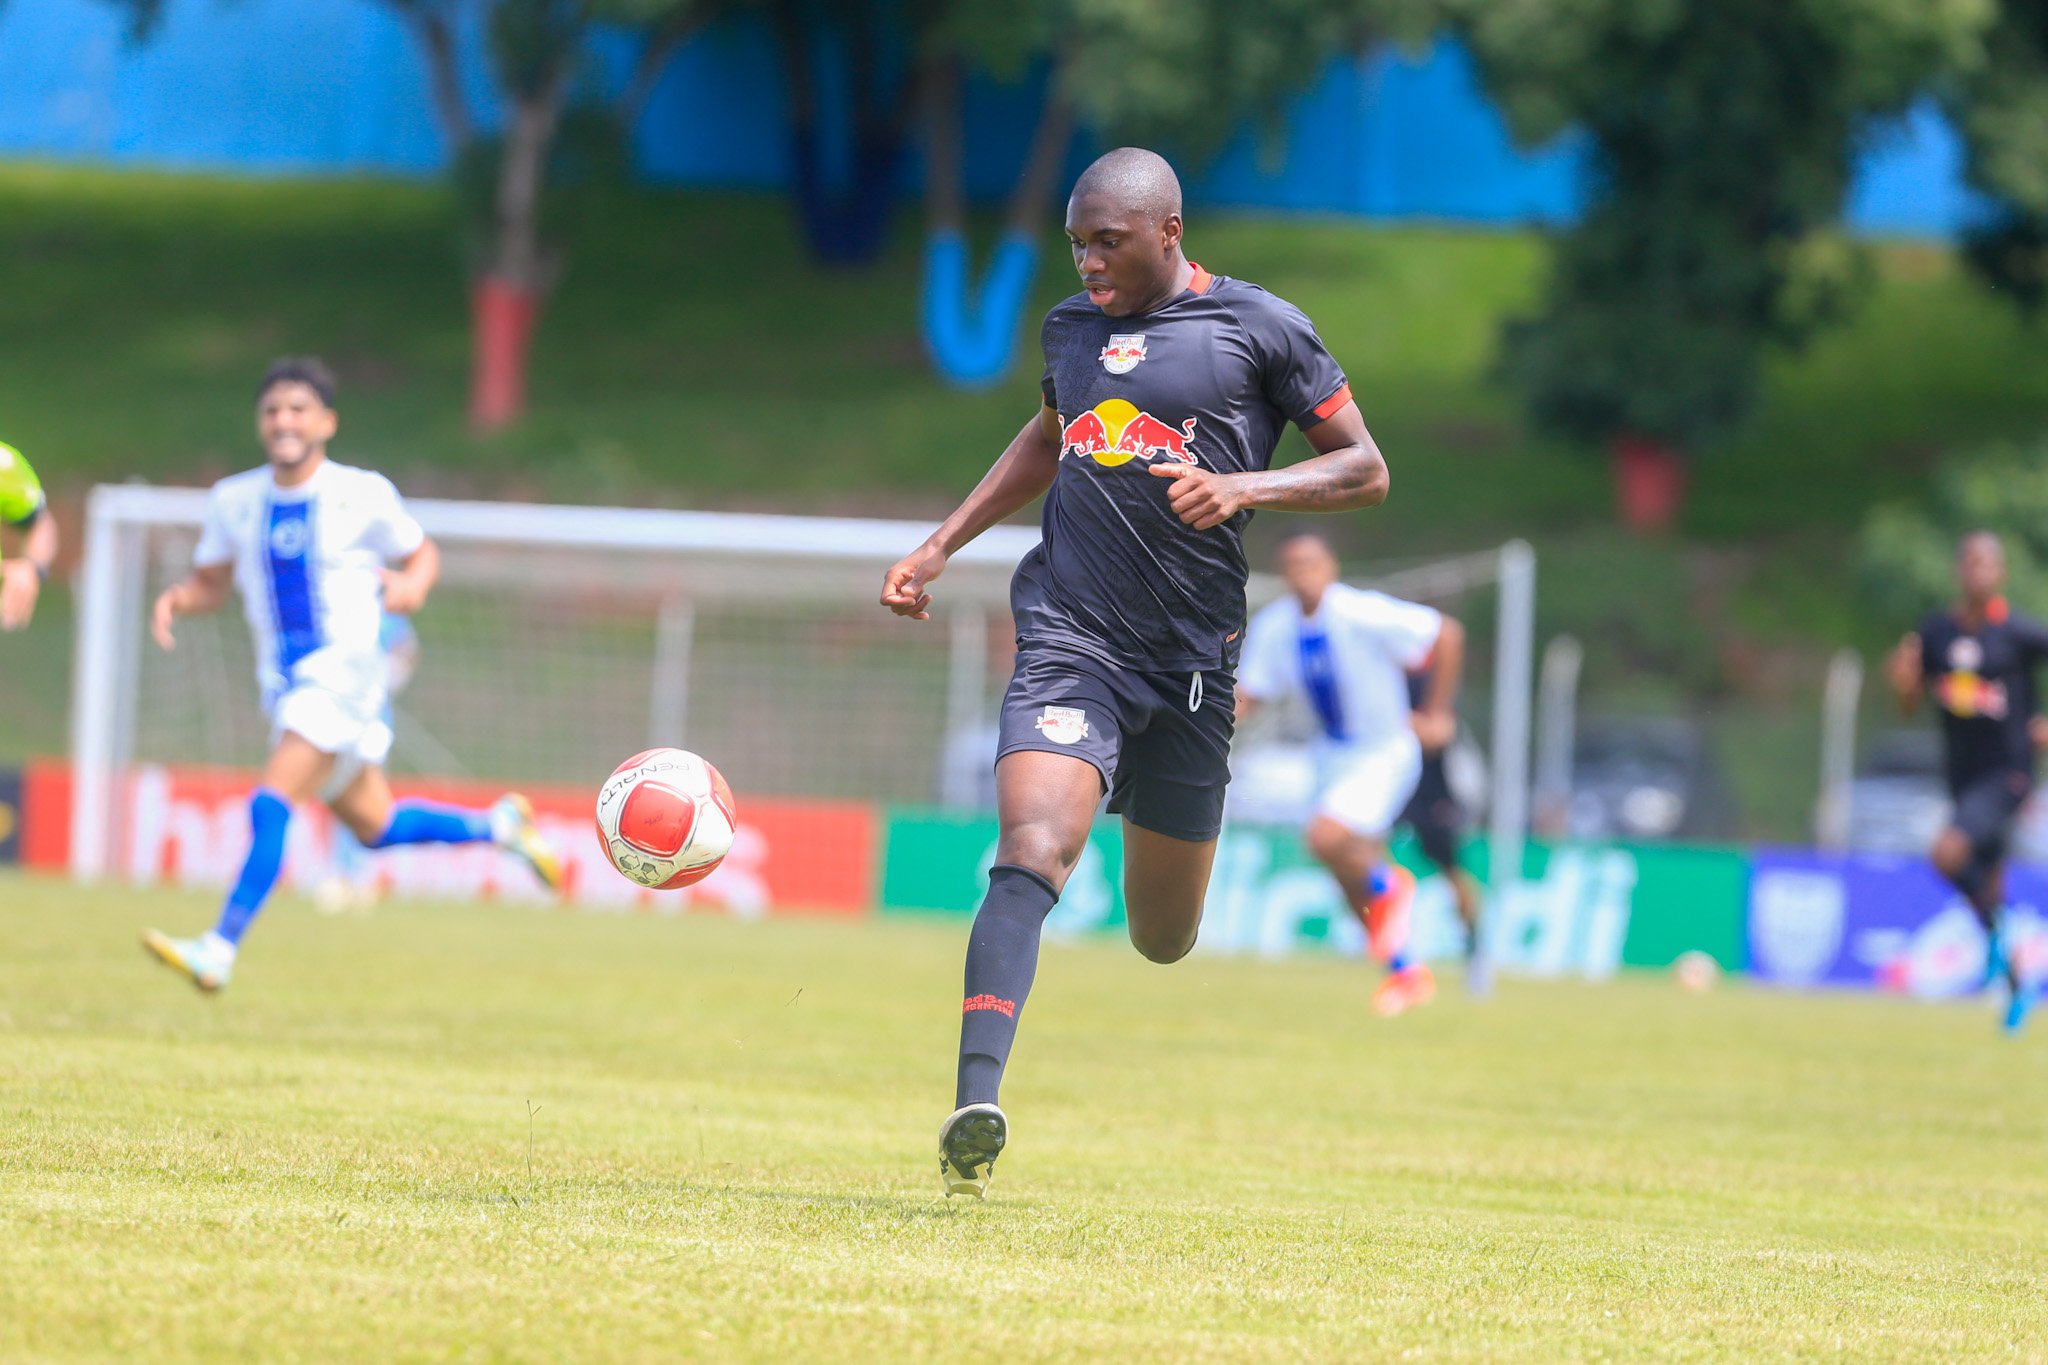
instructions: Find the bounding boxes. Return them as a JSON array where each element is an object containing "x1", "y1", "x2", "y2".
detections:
[
  {"x1": 1886, "y1": 631, "x2": 1925, "y2": 715},
  {"x1": 881, "y1": 406, "x2": 1062, "y2": 621},
  {"x1": 151, "y1": 561, "x2": 234, "y2": 650},
  {"x1": 0, "y1": 509, "x2": 57, "y2": 632},
  {"x1": 1149, "y1": 401, "x2": 1386, "y2": 531},
  {"x1": 1411, "y1": 615, "x2": 1465, "y2": 752},
  {"x1": 381, "y1": 536, "x2": 440, "y2": 615}
]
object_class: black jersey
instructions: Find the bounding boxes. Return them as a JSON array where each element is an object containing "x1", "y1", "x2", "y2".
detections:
[
  {"x1": 1917, "y1": 598, "x2": 2048, "y2": 791},
  {"x1": 1016, "y1": 264, "x2": 1351, "y2": 672}
]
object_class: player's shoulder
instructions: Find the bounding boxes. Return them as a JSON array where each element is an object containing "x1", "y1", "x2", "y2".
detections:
[
  {"x1": 1204, "y1": 274, "x2": 1314, "y2": 328},
  {"x1": 321, "y1": 461, "x2": 405, "y2": 500},
  {"x1": 208, "y1": 465, "x2": 275, "y2": 502},
  {"x1": 1330, "y1": 583, "x2": 1435, "y2": 625},
  {"x1": 0, "y1": 440, "x2": 31, "y2": 477},
  {"x1": 1916, "y1": 606, "x2": 1955, "y2": 639},
  {"x1": 1248, "y1": 592, "x2": 1300, "y2": 631},
  {"x1": 2005, "y1": 606, "x2": 2048, "y2": 639}
]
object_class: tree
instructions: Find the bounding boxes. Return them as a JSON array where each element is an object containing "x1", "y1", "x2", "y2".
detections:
[
  {"x1": 1444, "y1": 0, "x2": 1987, "y2": 530},
  {"x1": 1860, "y1": 434, "x2": 2048, "y2": 618},
  {"x1": 1946, "y1": 1, "x2": 2048, "y2": 309},
  {"x1": 387, "y1": 0, "x2": 734, "y2": 431}
]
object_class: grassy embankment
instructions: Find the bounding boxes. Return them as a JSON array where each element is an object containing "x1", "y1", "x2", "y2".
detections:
[{"x1": 5, "y1": 166, "x2": 2048, "y2": 833}]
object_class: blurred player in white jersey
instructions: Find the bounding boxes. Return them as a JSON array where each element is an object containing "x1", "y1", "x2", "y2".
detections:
[
  {"x1": 142, "y1": 357, "x2": 563, "y2": 992},
  {"x1": 1237, "y1": 531, "x2": 1464, "y2": 1016}
]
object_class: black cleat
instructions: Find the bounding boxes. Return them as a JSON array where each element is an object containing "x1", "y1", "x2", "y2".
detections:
[{"x1": 937, "y1": 1103, "x2": 1007, "y2": 1198}]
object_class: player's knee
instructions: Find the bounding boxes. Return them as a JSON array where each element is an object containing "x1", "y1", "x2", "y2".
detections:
[
  {"x1": 995, "y1": 821, "x2": 1088, "y2": 888},
  {"x1": 1304, "y1": 816, "x2": 1360, "y2": 864},
  {"x1": 1932, "y1": 828, "x2": 1971, "y2": 876},
  {"x1": 1128, "y1": 920, "x2": 1197, "y2": 964}
]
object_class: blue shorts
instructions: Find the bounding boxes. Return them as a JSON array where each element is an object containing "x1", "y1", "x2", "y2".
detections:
[{"x1": 996, "y1": 644, "x2": 1236, "y2": 843}]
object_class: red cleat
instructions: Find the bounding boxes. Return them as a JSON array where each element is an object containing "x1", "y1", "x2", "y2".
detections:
[
  {"x1": 1364, "y1": 864, "x2": 1417, "y2": 964},
  {"x1": 1373, "y1": 963, "x2": 1437, "y2": 1017}
]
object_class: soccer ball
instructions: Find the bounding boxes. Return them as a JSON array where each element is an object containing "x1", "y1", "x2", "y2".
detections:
[{"x1": 595, "y1": 748, "x2": 738, "y2": 890}]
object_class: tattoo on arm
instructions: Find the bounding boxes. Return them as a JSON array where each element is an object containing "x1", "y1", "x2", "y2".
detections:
[{"x1": 1234, "y1": 447, "x2": 1387, "y2": 513}]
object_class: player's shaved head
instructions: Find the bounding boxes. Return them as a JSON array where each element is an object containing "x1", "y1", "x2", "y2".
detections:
[
  {"x1": 1065, "y1": 148, "x2": 1192, "y2": 318},
  {"x1": 1957, "y1": 529, "x2": 2007, "y2": 605},
  {"x1": 1959, "y1": 529, "x2": 2005, "y2": 562},
  {"x1": 1276, "y1": 529, "x2": 1340, "y2": 610},
  {"x1": 1070, "y1": 147, "x2": 1183, "y2": 226}
]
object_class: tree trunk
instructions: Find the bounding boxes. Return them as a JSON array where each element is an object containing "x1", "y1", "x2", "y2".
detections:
[
  {"x1": 470, "y1": 77, "x2": 568, "y2": 433},
  {"x1": 1610, "y1": 433, "x2": 1687, "y2": 533}
]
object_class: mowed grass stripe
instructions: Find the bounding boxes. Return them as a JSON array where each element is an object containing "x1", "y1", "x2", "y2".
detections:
[{"x1": 1, "y1": 870, "x2": 2044, "y2": 1361}]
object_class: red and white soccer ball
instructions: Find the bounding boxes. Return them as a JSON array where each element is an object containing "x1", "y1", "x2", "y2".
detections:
[{"x1": 595, "y1": 748, "x2": 738, "y2": 890}]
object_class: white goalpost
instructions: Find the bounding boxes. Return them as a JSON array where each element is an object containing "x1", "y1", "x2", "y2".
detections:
[{"x1": 68, "y1": 481, "x2": 1535, "y2": 908}]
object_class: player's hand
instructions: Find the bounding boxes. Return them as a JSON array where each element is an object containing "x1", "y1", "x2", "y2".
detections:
[
  {"x1": 0, "y1": 559, "x2": 40, "y2": 632},
  {"x1": 881, "y1": 543, "x2": 947, "y2": 621},
  {"x1": 150, "y1": 585, "x2": 182, "y2": 650},
  {"x1": 1411, "y1": 708, "x2": 1456, "y2": 752},
  {"x1": 380, "y1": 567, "x2": 430, "y2": 615},
  {"x1": 2030, "y1": 716, "x2": 2048, "y2": 752},
  {"x1": 1886, "y1": 633, "x2": 1923, "y2": 695},
  {"x1": 1148, "y1": 462, "x2": 1244, "y2": 531}
]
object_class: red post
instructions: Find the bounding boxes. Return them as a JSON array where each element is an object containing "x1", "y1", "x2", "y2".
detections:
[
  {"x1": 469, "y1": 275, "x2": 540, "y2": 432},
  {"x1": 1610, "y1": 433, "x2": 1687, "y2": 533}
]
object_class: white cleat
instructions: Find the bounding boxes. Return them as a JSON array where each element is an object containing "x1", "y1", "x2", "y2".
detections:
[
  {"x1": 490, "y1": 793, "x2": 564, "y2": 894},
  {"x1": 938, "y1": 1103, "x2": 1007, "y2": 1199},
  {"x1": 142, "y1": 929, "x2": 234, "y2": 994}
]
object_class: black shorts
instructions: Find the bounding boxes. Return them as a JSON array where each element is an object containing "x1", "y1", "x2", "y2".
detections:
[
  {"x1": 1399, "y1": 752, "x2": 1462, "y2": 869},
  {"x1": 1951, "y1": 768, "x2": 2030, "y2": 865},
  {"x1": 996, "y1": 644, "x2": 1236, "y2": 843}
]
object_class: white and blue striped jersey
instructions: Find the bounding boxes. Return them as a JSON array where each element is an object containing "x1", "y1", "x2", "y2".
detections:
[
  {"x1": 193, "y1": 461, "x2": 426, "y2": 708},
  {"x1": 1238, "y1": 582, "x2": 1442, "y2": 750}
]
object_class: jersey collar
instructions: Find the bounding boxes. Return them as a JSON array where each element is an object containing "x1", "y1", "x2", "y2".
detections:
[
  {"x1": 1955, "y1": 595, "x2": 2011, "y2": 628},
  {"x1": 1186, "y1": 261, "x2": 1212, "y2": 295}
]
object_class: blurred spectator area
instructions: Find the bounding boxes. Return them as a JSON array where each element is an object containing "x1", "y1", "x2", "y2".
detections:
[{"x1": 0, "y1": 0, "x2": 1978, "y2": 236}]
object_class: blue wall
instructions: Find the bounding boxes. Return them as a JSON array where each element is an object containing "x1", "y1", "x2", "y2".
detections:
[{"x1": 0, "y1": 0, "x2": 1981, "y2": 237}]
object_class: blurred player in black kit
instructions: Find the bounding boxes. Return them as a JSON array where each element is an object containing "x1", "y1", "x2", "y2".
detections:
[
  {"x1": 881, "y1": 148, "x2": 1390, "y2": 1196},
  {"x1": 1886, "y1": 530, "x2": 2048, "y2": 1033},
  {"x1": 1400, "y1": 664, "x2": 1487, "y2": 993}
]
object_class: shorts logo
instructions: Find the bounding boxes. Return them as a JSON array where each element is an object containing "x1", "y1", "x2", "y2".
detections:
[
  {"x1": 963, "y1": 994, "x2": 1016, "y2": 1018},
  {"x1": 269, "y1": 518, "x2": 309, "y2": 558},
  {"x1": 1099, "y1": 334, "x2": 1147, "y2": 374},
  {"x1": 1036, "y1": 705, "x2": 1089, "y2": 744}
]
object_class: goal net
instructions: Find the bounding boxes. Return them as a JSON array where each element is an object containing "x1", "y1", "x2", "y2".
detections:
[{"x1": 67, "y1": 483, "x2": 1533, "y2": 919}]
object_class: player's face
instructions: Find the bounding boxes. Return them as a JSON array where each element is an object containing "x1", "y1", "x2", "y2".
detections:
[
  {"x1": 1066, "y1": 196, "x2": 1182, "y2": 317},
  {"x1": 1957, "y1": 537, "x2": 2006, "y2": 602},
  {"x1": 257, "y1": 382, "x2": 337, "y2": 471},
  {"x1": 1277, "y1": 538, "x2": 1339, "y2": 604}
]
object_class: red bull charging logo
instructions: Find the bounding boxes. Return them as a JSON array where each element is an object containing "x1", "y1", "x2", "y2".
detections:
[{"x1": 1061, "y1": 398, "x2": 1198, "y2": 468}]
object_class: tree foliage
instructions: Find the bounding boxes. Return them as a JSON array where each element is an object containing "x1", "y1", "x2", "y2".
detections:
[
  {"x1": 1947, "y1": 1, "x2": 2048, "y2": 309},
  {"x1": 1860, "y1": 435, "x2": 2048, "y2": 618},
  {"x1": 1446, "y1": 0, "x2": 1988, "y2": 453}
]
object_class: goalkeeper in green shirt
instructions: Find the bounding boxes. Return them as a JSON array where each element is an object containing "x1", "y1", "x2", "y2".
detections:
[{"x1": 0, "y1": 441, "x2": 56, "y2": 631}]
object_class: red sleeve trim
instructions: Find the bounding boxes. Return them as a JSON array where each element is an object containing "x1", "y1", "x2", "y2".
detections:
[
  {"x1": 1406, "y1": 640, "x2": 1438, "y2": 675},
  {"x1": 1186, "y1": 262, "x2": 1213, "y2": 295},
  {"x1": 1310, "y1": 383, "x2": 1354, "y2": 423}
]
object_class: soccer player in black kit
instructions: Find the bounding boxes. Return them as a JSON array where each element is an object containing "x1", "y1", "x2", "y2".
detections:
[
  {"x1": 881, "y1": 148, "x2": 1391, "y2": 1196},
  {"x1": 1886, "y1": 530, "x2": 2048, "y2": 1034}
]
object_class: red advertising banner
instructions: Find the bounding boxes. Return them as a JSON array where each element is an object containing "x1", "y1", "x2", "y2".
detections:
[{"x1": 23, "y1": 761, "x2": 874, "y2": 917}]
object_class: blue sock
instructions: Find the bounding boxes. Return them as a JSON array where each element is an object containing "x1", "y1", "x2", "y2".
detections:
[
  {"x1": 214, "y1": 788, "x2": 291, "y2": 946},
  {"x1": 1389, "y1": 950, "x2": 1412, "y2": 973},
  {"x1": 371, "y1": 799, "x2": 493, "y2": 849}
]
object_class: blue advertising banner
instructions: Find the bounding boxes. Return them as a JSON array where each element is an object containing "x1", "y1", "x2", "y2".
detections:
[{"x1": 1747, "y1": 850, "x2": 2048, "y2": 995}]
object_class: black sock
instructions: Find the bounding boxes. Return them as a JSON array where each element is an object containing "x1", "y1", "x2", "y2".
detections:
[{"x1": 955, "y1": 863, "x2": 1060, "y2": 1109}]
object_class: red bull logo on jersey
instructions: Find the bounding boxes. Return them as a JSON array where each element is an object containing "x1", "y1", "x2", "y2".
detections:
[
  {"x1": 1099, "y1": 334, "x2": 1147, "y2": 374},
  {"x1": 1061, "y1": 398, "x2": 1198, "y2": 468},
  {"x1": 1937, "y1": 671, "x2": 2008, "y2": 720}
]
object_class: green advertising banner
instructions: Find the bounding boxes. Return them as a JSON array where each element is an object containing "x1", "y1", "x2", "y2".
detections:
[{"x1": 881, "y1": 809, "x2": 1748, "y2": 974}]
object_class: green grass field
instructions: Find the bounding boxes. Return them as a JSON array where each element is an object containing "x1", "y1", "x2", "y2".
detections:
[{"x1": 4, "y1": 871, "x2": 2045, "y2": 1362}]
